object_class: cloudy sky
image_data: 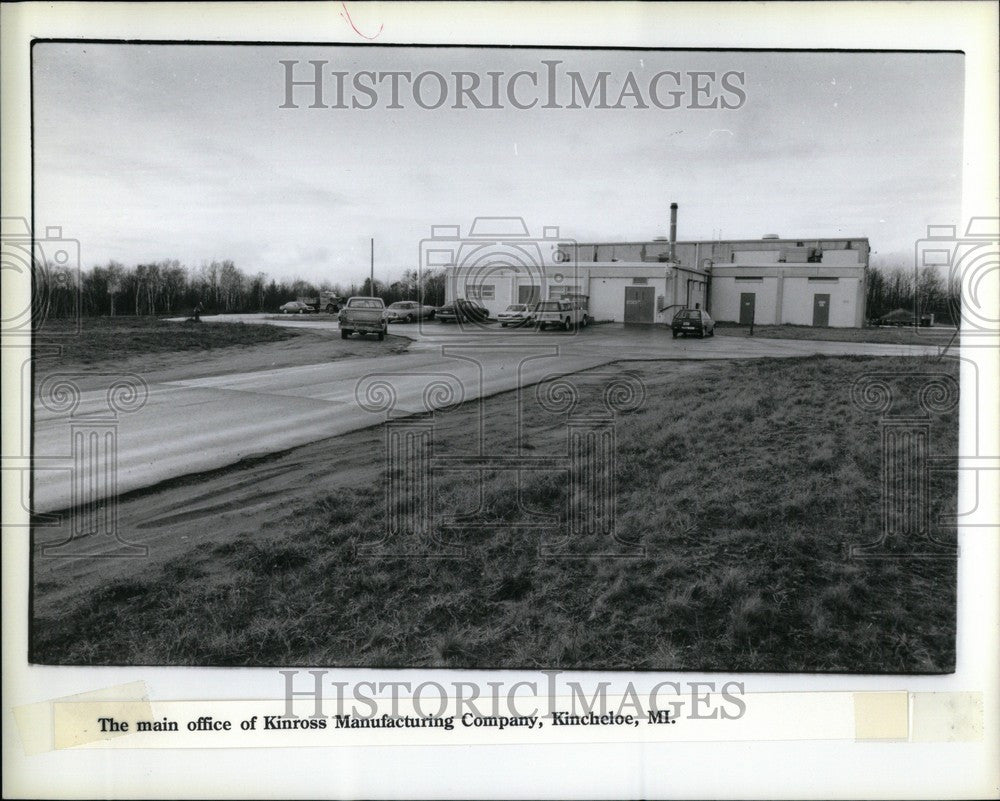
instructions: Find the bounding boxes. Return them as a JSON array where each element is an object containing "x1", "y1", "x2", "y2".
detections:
[{"x1": 33, "y1": 44, "x2": 963, "y2": 284}]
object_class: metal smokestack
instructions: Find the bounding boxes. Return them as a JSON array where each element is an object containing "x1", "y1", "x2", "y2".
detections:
[{"x1": 668, "y1": 202, "x2": 678, "y2": 262}]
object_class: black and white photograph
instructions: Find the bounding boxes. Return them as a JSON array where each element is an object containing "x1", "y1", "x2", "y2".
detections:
[
  {"x1": 3, "y1": 2, "x2": 998, "y2": 799},
  {"x1": 26, "y1": 41, "x2": 969, "y2": 671}
]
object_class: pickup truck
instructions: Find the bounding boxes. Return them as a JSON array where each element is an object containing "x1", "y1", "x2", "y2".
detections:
[
  {"x1": 533, "y1": 299, "x2": 589, "y2": 331},
  {"x1": 338, "y1": 296, "x2": 387, "y2": 340}
]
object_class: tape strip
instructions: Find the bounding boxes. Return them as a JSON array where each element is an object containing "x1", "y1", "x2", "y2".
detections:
[
  {"x1": 13, "y1": 681, "x2": 150, "y2": 755},
  {"x1": 853, "y1": 691, "x2": 909, "y2": 741},
  {"x1": 910, "y1": 692, "x2": 984, "y2": 742},
  {"x1": 13, "y1": 687, "x2": 983, "y2": 752}
]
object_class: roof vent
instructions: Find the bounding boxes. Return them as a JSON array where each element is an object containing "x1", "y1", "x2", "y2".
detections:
[{"x1": 762, "y1": 234, "x2": 780, "y2": 240}]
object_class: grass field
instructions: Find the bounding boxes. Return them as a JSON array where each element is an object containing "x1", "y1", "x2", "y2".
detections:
[
  {"x1": 33, "y1": 316, "x2": 299, "y2": 365},
  {"x1": 31, "y1": 355, "x2": 958, "y2": 672},
  {"x1": 713, "y1": 322, "x2": 959, "y2": 348}
]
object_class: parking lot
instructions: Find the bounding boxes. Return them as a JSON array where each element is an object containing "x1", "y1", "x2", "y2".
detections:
[{"x1": 227, "y1": 312, "x2": 944, "y2": 359}]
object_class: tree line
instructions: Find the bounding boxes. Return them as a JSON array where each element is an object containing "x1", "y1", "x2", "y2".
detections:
[
  {"x1": 37, "y1": 257, "x2": 960, "y2": 325},
  {"x1": 38, "y1": 260, "x2": 449, "y2": 319},
  {"x1": 865, "y1": 263, "x2": 960, "y2": 324}
]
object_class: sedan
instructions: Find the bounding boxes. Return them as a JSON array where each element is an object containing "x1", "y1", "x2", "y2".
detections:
[
  {"x1": 671, "y1": 308, "x2": 715, "y2": 338},
  {"x1": 384, "y1": 301, "x2": 436, "y2": 323},
  {"x1": 279, "y1": 301, "x2": 317, "y2": 314},
  {"x1": 435, "y1": 299, "x2": 489, "y2": 323},
  {"x1": 497, "y1": 303, "x2": 533, "y2": 327}
]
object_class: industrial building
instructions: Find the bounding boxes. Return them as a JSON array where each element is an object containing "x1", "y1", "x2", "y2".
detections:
[{"x1": 439, "y1": 205, "x2": 869, "y2": 327}]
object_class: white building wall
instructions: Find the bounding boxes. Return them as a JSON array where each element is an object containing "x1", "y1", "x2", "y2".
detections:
[
  {"x1": 588, "y1": 277, "x2": 632, "y2": 322},
  {"x1": 781, "y1": 279, "x2": 817, "y2": 325},
  {"x1": 820, "y1": 250, "x2": 862, "y2": 265},
  {"x1": 686, "y1": 279, "x2": 707, "y2": 311},
  {"x1": 780, "y1": 277, "x2": 862, "y2": 327},
  {"x1": 711, "y1": 278, "x2": 781, "y2": 324},
  {"x1": 587, "y1": 265, "x2": 704, "y2": 323},
  {"x1": 712, "y1": 265, "x2": 865, "y2": 327},
  {"x1": 709, "y1": 278, "x2": 742, "y2": 322},
  {"x1": 731, "y1": 250, "x2": 782, "y2": 264}
]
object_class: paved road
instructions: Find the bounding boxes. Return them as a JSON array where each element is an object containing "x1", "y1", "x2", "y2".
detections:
[{"x1": 32, "y1": 316, "x2": 939, "y2": 512}]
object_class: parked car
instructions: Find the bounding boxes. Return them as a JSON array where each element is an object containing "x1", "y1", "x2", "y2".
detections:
[
  {"x1": 384, "y1": 300, "x2": 436, "y2": 323},
  {"x1": 299, "y1": 292, "x2": 345, "y2": 313},
  {"x1": 497, "y1": 303, "x2": 533, "y2": 327},
  {"x1": 435, "y1": 299, "x2": 489, "y2": 323},
  {"x1": 338, "y1": 296, "x2": 387, "y2": 340},
  {"x1": 279, "y1": 301, "x2": 317, "y2": 314},
  {"x1": 871, "y1": 308, "x2": 917, "y2": 327},
  {"x1": 534, "y1": 299, "x2": 588, "y2": 331},
  {"x1": 671, "y1": 308, "x2": 715, "y2": 338},
  {"x1": 564, "y1": 293, "x2": 591, "y2": 323}
]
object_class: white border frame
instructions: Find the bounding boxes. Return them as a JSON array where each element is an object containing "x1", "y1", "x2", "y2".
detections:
[{"x1": 3, "y1": 2, "x2": 998, "y2": 798}]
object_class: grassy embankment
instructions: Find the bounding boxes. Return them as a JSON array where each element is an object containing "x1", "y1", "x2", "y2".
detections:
[
  {"x1": 713, "y1": 322, "x2": 959, "y2": 348},
  {"x1": 33, "y1": 316, "x2": 299, "y2": 365},
  {"x1": 32, "y1": 355, "x2": 958, "y2": 672}
]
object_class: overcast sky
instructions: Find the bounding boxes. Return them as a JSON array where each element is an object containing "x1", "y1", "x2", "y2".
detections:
[{"x1": 33, "y1": 45, "x2": 963, "y2": 284}]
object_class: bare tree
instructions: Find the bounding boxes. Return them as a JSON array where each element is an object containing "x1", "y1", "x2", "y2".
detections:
[
  {"x1": 144, "y1": 262, "x2": 162, "y2": 315},
  {"x1": 915, "y1": 265, "x2": 944, "y2": 317},
  {"x1": 161, "y1": 260, "x2": 187, "y2": 313},
  {"x1": 106, "y1": 261, "x2": 124, "y2": 316}
]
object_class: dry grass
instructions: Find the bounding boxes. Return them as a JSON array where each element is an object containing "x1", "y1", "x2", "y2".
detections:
[
  {"x1": 32, "y1": 355, "x2": 958, "y2": 672},
  {"x1": 714, "y1": 322, "x2": 959, "y2": 347},
  {"x1": 34, "y1": 316, "x2": 298, "y2": 365}
]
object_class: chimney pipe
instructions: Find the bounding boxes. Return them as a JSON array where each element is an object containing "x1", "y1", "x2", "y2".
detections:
[{"x1": 668, "y1": 202, "x2": 678, "y2": 262}]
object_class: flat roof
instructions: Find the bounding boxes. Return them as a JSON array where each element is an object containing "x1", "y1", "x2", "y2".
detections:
[{"x1": 574, "y1": 237, "x2": 870, "y2": 246}]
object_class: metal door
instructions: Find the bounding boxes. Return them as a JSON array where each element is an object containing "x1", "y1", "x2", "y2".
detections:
[
  {"x1": 624, "y1": 286, "x2": 655, "y2": 324},
  {"x1": 812, "y1": 293, "x2": 830, "y2": 327},
  {"x1": 739, "y1": 293, "x2": 756, "y2": 325},
  {"x1": 518, "y1": 285, "x2": 541, "y2": 305}
]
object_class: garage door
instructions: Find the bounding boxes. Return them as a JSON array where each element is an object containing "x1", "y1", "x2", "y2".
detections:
[{"x1": 624, "y1": 286, "x2": 655, "y2": 324}]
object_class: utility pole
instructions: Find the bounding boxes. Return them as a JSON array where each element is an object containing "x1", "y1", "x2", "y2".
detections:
[{"x1": 370, "y1": 237, "x2": 374, "y2": 296}]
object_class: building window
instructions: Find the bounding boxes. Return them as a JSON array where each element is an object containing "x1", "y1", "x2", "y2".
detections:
[
  {"x1": 808, "y1": 277, "x2": 839, "y2": 282},
  {"x1": 632, "y1": 277, "x2": 648, "y2": 285},
  {"x1": 468, "y1": 285, "x2": 495, "y2": 300},
  {"x1": 735, "y1": 277, "x2": 763, "y2": 282}
]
